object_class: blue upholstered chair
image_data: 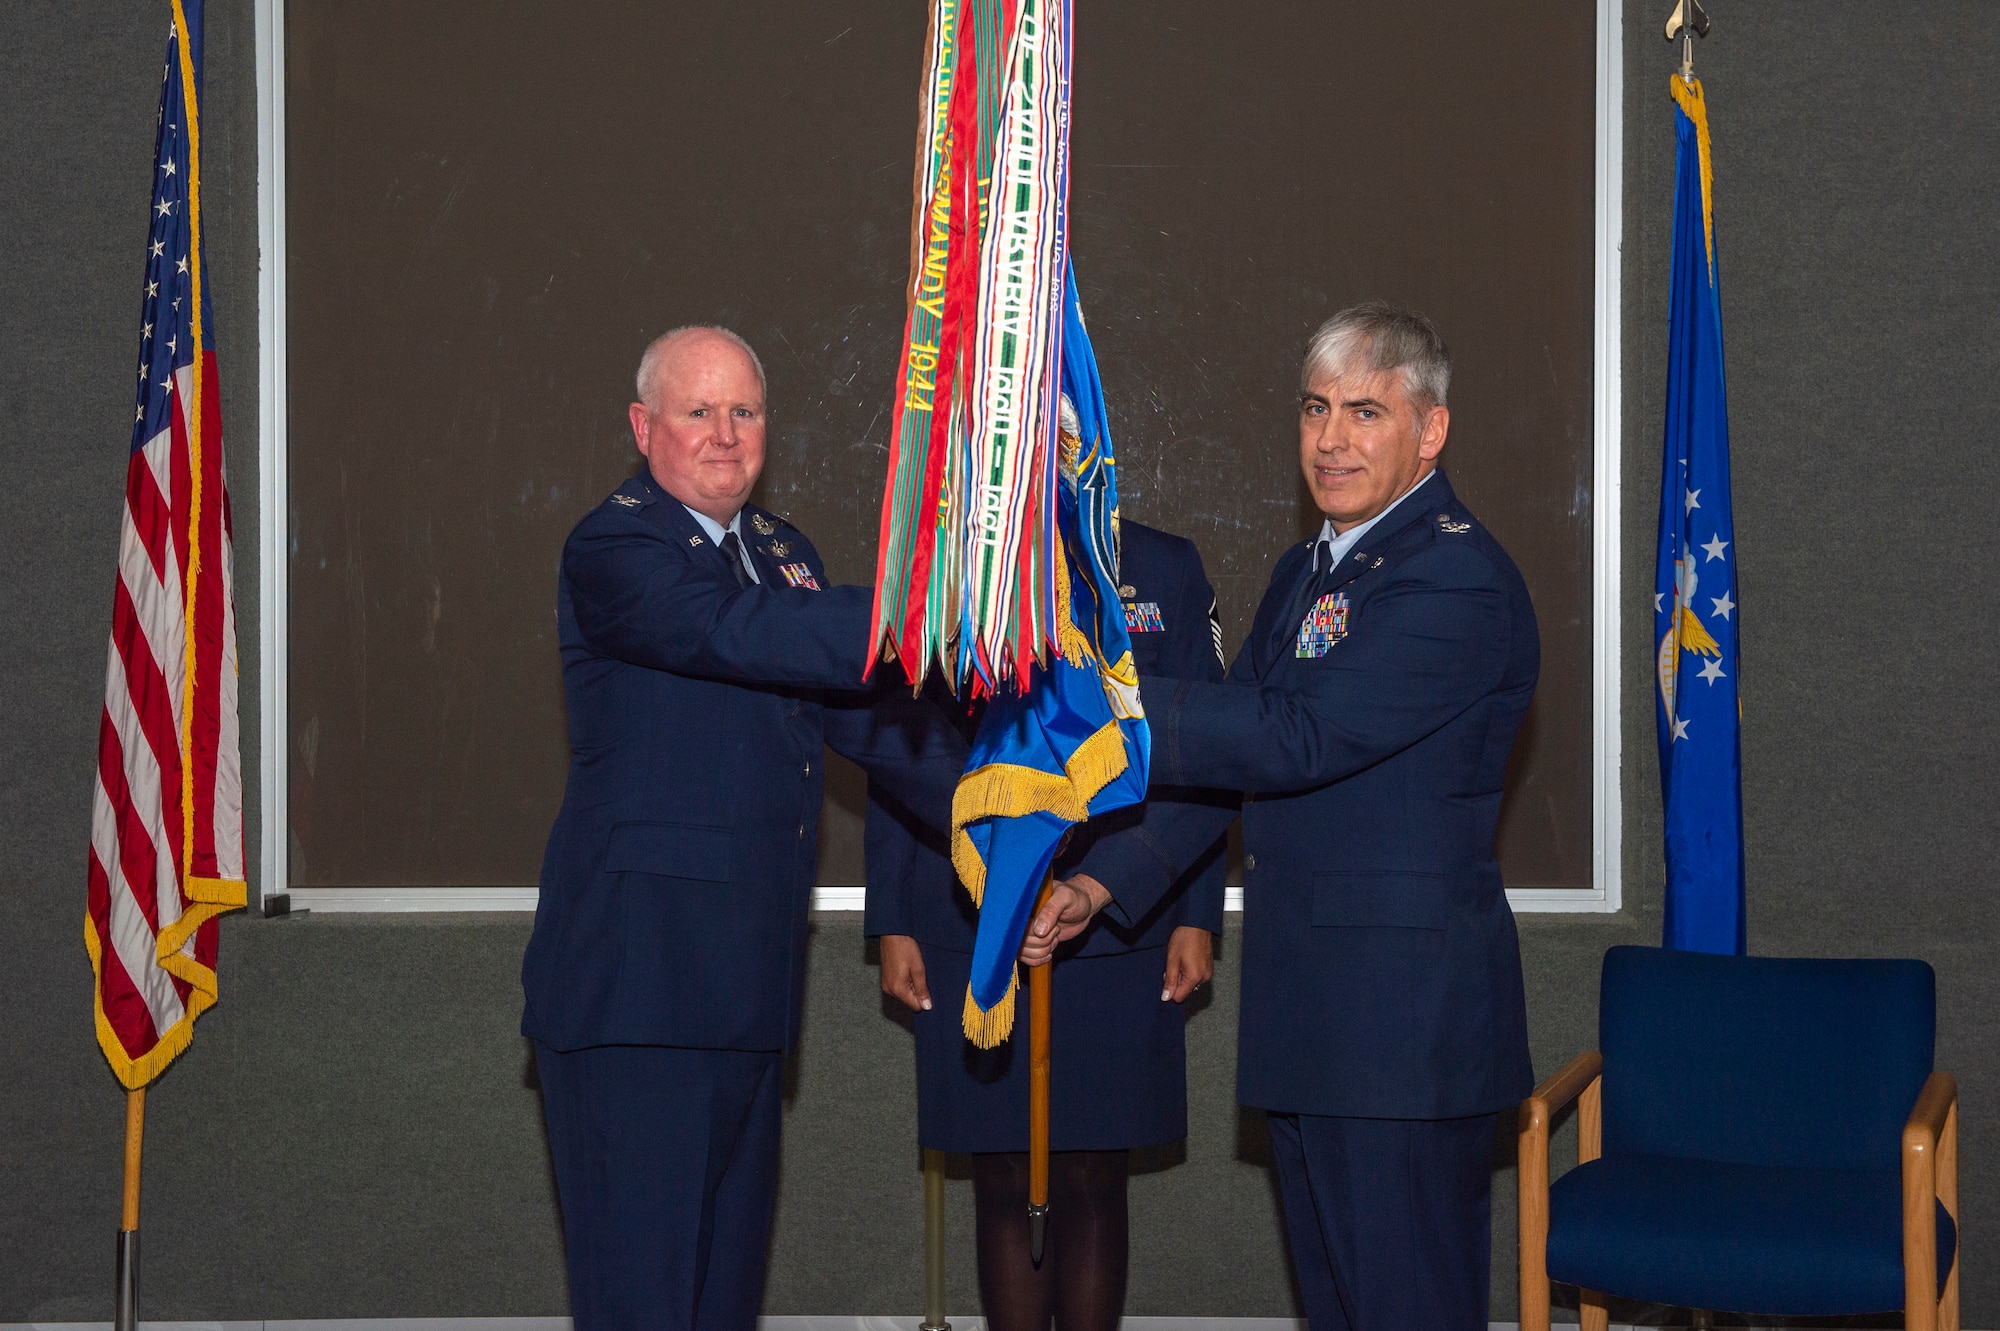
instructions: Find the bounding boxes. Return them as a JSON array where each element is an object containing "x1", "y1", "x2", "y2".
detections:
[{"x1": 1518, "y1": 946, "x2": 1958, "y2": 1331}]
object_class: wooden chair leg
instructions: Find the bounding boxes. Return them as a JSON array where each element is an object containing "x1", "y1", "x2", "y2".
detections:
[
  {"x1": 1518, "y1": 1100, "x2": 1553, "y2": 1331},
  {"x1": 1579, "y1": 1076, "x2": 1602, "y2": 1163},
  {"x1": 1905, "y1": 1072, "x2": 1957, "y2": 1331},
  {"x1": 1574, "y1": 1081, "x2": 1607, "y2": 1331},
  {"x1": 1940, "y1": 1098, "x2": 1960, "y2": 1331},
  {"x1": 1519, "y1": 1054, "x2": 1602, "y2": 1331}
]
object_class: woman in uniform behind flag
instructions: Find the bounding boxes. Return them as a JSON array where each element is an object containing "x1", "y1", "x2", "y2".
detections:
[{"x1": 865, "y1": 516, "x2": 1232, "y2": 1331}]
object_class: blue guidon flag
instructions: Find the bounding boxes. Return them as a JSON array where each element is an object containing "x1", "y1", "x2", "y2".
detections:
[
  {"x1": 949, "y1": 270, "x2": 1150, "y2": 1046},
  {"x1": 1654, "y1": 73, "x2": 1745, "y2": 955},
  {"x1": 871, "y1": 0, "x2": 1150, "y2": 1047}
]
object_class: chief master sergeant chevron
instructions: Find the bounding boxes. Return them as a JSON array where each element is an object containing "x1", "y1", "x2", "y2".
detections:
[
  {"x1": 521, "y1": 325, "x2": 955, "y2": 1331},
  {"x1": 1020, "y1": 303, "x2": 1539, "y2": 1331}
]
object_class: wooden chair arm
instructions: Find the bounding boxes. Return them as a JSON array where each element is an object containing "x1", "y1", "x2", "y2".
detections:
[
  {"x1": 1519, "y1": 1051, "x2": 1603, "y2": 1331},
  {"x1": 1522, "y1": 1051, "x2": 1605, "y2": 1132},
  {"x1": 1907, "y1": 1070, "x2": 1957, "y2": 1146},
  {"x1": 1903, "y1": 1070, "x2": 1959, "y2": 1331}
]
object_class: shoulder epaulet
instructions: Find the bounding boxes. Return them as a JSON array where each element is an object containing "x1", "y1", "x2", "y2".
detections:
[
  {"x1": 602, "y1": 473, "x2": 657, "y2": 512},
  {"x1": 1436, "y1": 511, "x2": 1473, "y2": 535}
]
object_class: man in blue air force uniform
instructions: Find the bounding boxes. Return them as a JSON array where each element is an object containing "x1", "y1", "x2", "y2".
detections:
[
  {"x1": 521, "y1": 326, "x2": 956, "y2": 1331},
  {"x1": 866, "y1": 510, "x2": 1231, "y2": 1330},
  {"x1": 1019, "y1": 304, "x2": 1539, "y2": 1331}
]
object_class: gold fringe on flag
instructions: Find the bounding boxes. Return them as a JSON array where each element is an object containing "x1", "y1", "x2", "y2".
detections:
[
  {"x1": 962, "y1": 966, "x2": 1021, "y2": 1047},
  {"x1": 950, "y1": 720, "x2": 1130, "y2": 909},
  {"x1": 1669, "y1": 74, "x2": 1716, "y2": 275}
]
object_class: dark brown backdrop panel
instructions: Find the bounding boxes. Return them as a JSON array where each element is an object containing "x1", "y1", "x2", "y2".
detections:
[{"x1": 286, "y1": 0, "x2": 1597, "y2": 890}]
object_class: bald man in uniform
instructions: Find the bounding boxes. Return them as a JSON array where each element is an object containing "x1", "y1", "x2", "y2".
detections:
[{"x1": 522, "y1": 327, "x2": 956, "y2": 1331}]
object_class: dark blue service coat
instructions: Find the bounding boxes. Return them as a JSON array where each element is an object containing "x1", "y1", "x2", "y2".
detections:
[
  {"x1": 864, "y1": 521, "x2": 1231, "y2": 1151},
  {"x1": 521, "y1": 469, "x2": 955, "y2": 1055},
  {"x1": 1075, "y1": 471, "x2": 1538, "y2": 1121}
]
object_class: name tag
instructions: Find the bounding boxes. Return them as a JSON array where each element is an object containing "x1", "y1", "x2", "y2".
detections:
[
  {"x1": 778, "y1": 562, "x2": 821, "y2": 591},
  {"x1": 1122, "y1": 600, "x2": 1165, "y2": 633},
  {"x1": 1296, "y1": 591, "x2": 1349, "y2": 658}
]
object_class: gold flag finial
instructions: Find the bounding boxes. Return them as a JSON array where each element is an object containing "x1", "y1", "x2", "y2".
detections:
[{"x1": 1664, "y1": 0, "x2": 1711, "y2": 79}]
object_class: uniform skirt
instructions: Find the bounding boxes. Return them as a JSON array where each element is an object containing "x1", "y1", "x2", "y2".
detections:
[{"x1": 912, "y1": 940, "x2": 1188, "y2": 1153}]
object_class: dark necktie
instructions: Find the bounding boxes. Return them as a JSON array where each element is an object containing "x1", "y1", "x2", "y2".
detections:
[{"x1": 718, "y1": 530, "x2": 755, "y2": 590}]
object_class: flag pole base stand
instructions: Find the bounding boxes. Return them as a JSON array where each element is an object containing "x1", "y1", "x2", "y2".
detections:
[
  {"x1": 920, "y1": 1322, "x2": 952, "y2": 1331},
  {"x1": 114, "y1": 1229, "x2": 138, "y2": 1331},
  {"x1": 1027, "y1": 1202, "x2": 1049, "y2": 1267}
]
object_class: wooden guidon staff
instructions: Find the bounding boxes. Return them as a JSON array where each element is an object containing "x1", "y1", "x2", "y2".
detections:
[
  {"x1": 920, "y1": 1147, "x2": 951, "y2": 1331},
  {"x1": 1027, "y1": 874, "x2": 1055, "y2": 1265},
  {"x1": 116, "y1": 1087, "x2": 144, "y2": 1331}
]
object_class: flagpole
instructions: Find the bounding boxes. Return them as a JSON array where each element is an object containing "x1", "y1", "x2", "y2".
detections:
[
  {"x1": 1027, "y1": 873, "x2": 1054, "y2": 1265},
  {"x1": 115, "y1": 1086, "x2": 145, "y2": 1331},
  {"x1": 920, "y1": 1148, "x2": 950, "y2": 1331}
]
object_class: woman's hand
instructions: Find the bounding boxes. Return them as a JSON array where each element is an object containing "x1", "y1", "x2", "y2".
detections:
[
  {"x1": 1162, "y1": 925, "x2": 1215, "y2": 1002},
  {"x1": 879, "y1": 934, "x2": 932, "y2": 1012}
]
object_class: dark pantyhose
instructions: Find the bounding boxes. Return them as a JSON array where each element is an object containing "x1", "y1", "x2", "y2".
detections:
[{"x1": 972, "y1": 1149, "x2": 1131, "y2": 1331}]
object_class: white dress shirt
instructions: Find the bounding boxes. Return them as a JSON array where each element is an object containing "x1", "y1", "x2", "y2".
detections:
[
  {"x1": 1310, "y1": 469, "x2": 1439, "y2": 575},
  {"x1": 683, "y1": 505, "x2": 760, "y2": 584}
]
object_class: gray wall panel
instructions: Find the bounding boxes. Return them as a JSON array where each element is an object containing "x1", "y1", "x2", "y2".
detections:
[{"x1": 5, "y1": 0, "x2": 1997, "y2": 1323}]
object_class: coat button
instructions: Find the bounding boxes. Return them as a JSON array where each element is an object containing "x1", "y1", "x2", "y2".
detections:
[
  {"x1": 802, "y1": 761, "x2": 812, "y2": 777},
  {"x1": 1244, "y1": 854, "x2": 1259, "y2": 871},
  {"x1": 797, "y1": 823, "x2": 807, "y2": 841}
]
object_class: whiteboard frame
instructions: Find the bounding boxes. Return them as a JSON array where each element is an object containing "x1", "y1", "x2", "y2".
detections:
[
  {"x1": 1516, "y1": 0, "x2": 1625, "y2": 914},
  {"x1": 255, "y1": 0, "x2": 290, "y2": 911},
  {"x1": 256, "y1": 0, "x2": 1624, "y2": 915}
]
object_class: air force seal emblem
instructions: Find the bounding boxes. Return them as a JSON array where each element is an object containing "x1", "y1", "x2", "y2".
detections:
[{"x1": 1657, "y1": 547, "x2": 1723, "y2": 736}]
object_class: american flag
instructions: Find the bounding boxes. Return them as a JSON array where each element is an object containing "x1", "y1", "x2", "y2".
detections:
[{"x1": 86, "y1": 0, "x2": 246, "y2": 1089}]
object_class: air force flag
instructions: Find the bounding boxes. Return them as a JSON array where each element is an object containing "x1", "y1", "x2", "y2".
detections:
[{"x1": 1654, "y1": 74, "x2": 1745, "y2": 955}]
